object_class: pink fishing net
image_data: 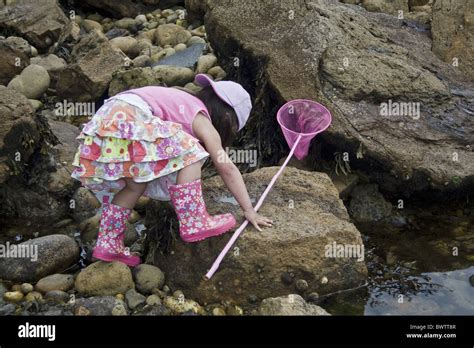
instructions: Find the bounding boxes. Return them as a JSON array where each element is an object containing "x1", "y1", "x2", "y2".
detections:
[{"x1": 277, "y1": 99, "x2": 332, "y2": 160}]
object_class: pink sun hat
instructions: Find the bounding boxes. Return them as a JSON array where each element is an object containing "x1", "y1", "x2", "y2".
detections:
[{"x1": 195, "y1": 73, "x2": 252, "y2": 131}]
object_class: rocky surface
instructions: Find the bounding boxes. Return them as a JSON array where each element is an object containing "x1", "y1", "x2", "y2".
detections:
[
  {"x1": 187, "y1": 0, "x2": 474, "y2": 194},
  {"x1": 431, "y1": 0, "x2": 474, "y2": 81},
  {"x1": 0, "y1": 235, "x2": 79, "y2": 283},
  {"x1": 0, "y1": 0, "x2": 69, "y2": 50},
  {"x1": 154, "y1": 166, "x2": 367, "y2": 304},
  {"x1": 258, "y1": 294, "x2": 330, "y2": 316}
]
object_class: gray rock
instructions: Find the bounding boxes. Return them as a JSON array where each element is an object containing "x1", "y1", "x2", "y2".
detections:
[
  {"x1": 7, "y1": 64, "x2": 51, "y2": 99},
  {"x1": 196, "y1": 54, "x2": 217, "y2": 74},
  {"x1": 71, "y1": 187, "x2": 101, "y2": 222},
  {"x1": 57, "y1": 30, "x2": 127, "y2": 102},
  {"x1": 0, "y1": 303, "x2": 17, "y2": 316},
  {"x1": 186, "y1": 0, "x2": 473, "y2": 192},
  {"x1": 0, "y1": 0, "x2": 69, "y2": 49},
  {"x1": 32, "y1": 54, "x2": 67, "y2": 84},
  {"x1": 44, "y1": 290, "x2": 70, "y2": 303},
  {"x1": 125, "y1": 289, "x2": 146, "y2": 310},
  {"x1": 349, "y1": 184, "x2": 393, "y2": 222},
  {"x1": 105, "y1": 28, "x2": 130, "y2": 40},
  {"x1": 74, "y1": 296, "x2": 116, "y2": 315},
  {"x1": 258, "y1": 294, "x2": 330, "y2": 316},
  {"x1": 35, "y1": 274, "x2": 74, "y2": 293},
  {"x1": 0, "y1": 39, "x2": 30, "y2": 85},
  {"x1": 153, "y1": 43, "x2": 206, "y2": 68},
  {"x1": 0, "y1": 235, "x2": 80, "y2": 283},
  {"x1": 133, "y1": 264, "x2": 165, "y2": 294}
]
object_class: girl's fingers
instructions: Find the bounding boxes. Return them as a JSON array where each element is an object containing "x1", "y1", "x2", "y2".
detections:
[{"x1": 252, "y1": 220, "x2": 262, "y2": 231}]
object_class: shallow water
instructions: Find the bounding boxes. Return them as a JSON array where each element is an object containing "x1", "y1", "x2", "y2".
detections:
[{"x1": 319, "y1": 202, "x2": 474, "y2": 315}]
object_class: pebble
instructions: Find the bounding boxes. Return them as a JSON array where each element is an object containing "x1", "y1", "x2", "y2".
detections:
[
  {"x1": 295, "y1": 279, "x2": 309, "y2": 292},
  {"x1": 11, "y1": 284, "x2": 22, "y2": 292},
  {"x1": 4, "y1": 291, "x2": 24, "y2": 303},
  {"x1": 281, "y1": 272, "x2": 294, "y2": 285},
  {"x1": 133, "y1": 264, "x2": 165, "y2": 294},
  {"x1": 25, "y1": 291, "x2": 42, "y2": 302},
  {"x1": 44, "y1": 290, "x2": 70, "y2": 303},
  {"x1": 35, "y1": 274, "x2": 74, "y2": 293},
  {"x1": 146, "y1": 294, "x2": 162, "y2": 306},
  {"x1": 20, "y1": 283, "x2": 34, "y2": 294},
  {"x1": 212, "y1": 307, "x2": 226, "y2": 316},
  {"x1": 125, "y1": 289, "x2": 146, "y2": 310},
  {"x1": 7, "y1": 64, "x2": 50, "y2": 99},
  {"x1": 112, "y1": 300, "x2": 128, "y2": 316},
  {"x1": 321, "y1": 276, "x2": 329, "y2": 284},
  {"x1": 0, "y1": 303, "x2": 16, "y2": 316}
]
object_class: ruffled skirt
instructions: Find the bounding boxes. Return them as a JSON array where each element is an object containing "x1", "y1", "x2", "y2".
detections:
[{"x1": 71, "y1": 99, "x2": 209, "y2": 201}]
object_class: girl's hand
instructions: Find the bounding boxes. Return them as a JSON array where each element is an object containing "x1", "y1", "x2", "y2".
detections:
[{"x1": 244, "y1": 209, "x2": 273, "y2": 232}]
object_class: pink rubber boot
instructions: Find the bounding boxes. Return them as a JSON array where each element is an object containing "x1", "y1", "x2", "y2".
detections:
[
  {"x1": 169, "y1": 179, "x2": 236, "y2": 242},
  {"x1": 92, "y1": 203, "x2": 141, "y2": 267}
]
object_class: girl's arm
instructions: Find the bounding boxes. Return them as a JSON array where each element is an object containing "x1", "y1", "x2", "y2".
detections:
[{"x1": 193, "y1": 114, "x2": 273, "y2": 231}]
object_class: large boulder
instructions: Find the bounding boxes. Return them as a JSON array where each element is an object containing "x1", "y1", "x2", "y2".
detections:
[
  {"x1": 57, "y1": 30, "x2": 128, "y2": 101},
  {"x1": 0, "y1": 39, "x2": 30, "y2": 85},
  {"x1": 0, "y1": 235, "x2": 80, "y2": 283},
  {"x1": 361, "y1": 0, "x2": 409, "y2": 15},
  {"x1": 153, "y1": 167, "x2": 367, "y2": 304},
  {"x1": 0, "y1": 0, "x2": 69, "y2": 50},
  {"x1": 0, "y1": 86, "x2": 39, "y2": 184},
  {"x1": 432, "y1": 0, "x2": 474, "y2": 82},
  {"x1": 186, "y1": 0, "x2": 474, "y2": 194}
]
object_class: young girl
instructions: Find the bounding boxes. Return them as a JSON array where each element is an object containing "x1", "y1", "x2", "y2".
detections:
[{"x1": 71, "y1": 73, "x2": 273, "y2": 267}]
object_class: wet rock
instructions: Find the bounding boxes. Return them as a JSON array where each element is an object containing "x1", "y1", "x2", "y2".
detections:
[
  {"x1": 133, "y1": 264, "x2": 165, "y2": 294},
  {"x1": 154, "y1": 24, "x2": 192, "y2": 46},
  {"x1": 105, "y1": 28, "x2": 131, "y2": 40},
  {"x1": 4, "y1": 291, "x2": 24, "y2": 303},
  {"x1": 71, "y1": 187, "x2": 101, "y2": 222},
  {"x1": 154, "y1": 167, "x2": 367, "y2": 304},
  {"x1": 35, "y1": 274, "x2": 74, "y2": 293},
  {"x1": 153, "y1": 43, "x2": 206, "y2": 69},
  {"x1": 188, "y1": 0, "x2": 474, "y2": 191},
  {"x1": 0, "y1": 235, "x2": 80, "y2": 283},
  {"x1": 432, "y1": 0, "x2": 474, "y2": 81},
  {"x1": 7, "y1": 64, "x2": 50, "y2": 99},
  {"x1": 0, "y1": 40, "x2": 30, "y2": 85},
  {"x1": 152, "y1": 65, "x2": 195, "y2": 86},
  {"x1": 163, "y1": 296, "x2": 205, "y2": 315},
  {"x1": 75, "y1": 261, "x2": 135, "y2": 296},
  {"x1": 74, "y1": 296, "x2": 117, "y2": 315},
  {"x1": 28, "y1": 99, "x2": 43, "y2": 111},
  {"x1": 349, "y1": 184, "x2": 393, "y2": 222},
  {"x1": 44, "y1": 290, "x2": 70, "y2": 303},
  {"x1": 125, "y1": 289, "x2": 146, "y2": 310},
  {"x1": 196, "y1": 54, "x2": 217, "y2": 74},
  {"x1": 0, "y1": 0, "x2": 69, "y2": 49},
  {"x1": 57, "y1": 30, "x2": 127, "y2": 102},
  {"x1": 258, "y1": 294, "x2": 330, "y2": 316},
  {"x1": 469, "y1": 275, "x2": 474, "y2": 287}
]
